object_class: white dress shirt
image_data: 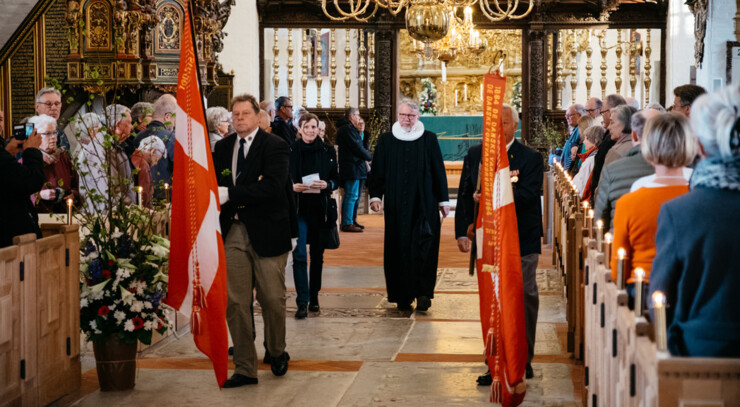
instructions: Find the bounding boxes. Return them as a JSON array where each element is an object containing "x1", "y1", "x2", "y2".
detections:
[{"x1": 219, "y1": 127, "x2": 259, "y2": 205}]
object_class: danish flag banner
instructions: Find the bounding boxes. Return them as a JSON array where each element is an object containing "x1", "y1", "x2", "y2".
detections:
[
  {"x1": 476, "y1": 72, "x2": 528, "y2": 405},
  {"x1": 167, "y1": 0, "x2": 228, "y2": 388}
]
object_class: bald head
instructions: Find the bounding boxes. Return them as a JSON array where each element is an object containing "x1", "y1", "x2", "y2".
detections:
[
  {"x1": 153, "y1": 94, "x2": 177, "y2": 129},
  {"x1": 630, "y1": 109, "x2": 661, "y2": 146}
]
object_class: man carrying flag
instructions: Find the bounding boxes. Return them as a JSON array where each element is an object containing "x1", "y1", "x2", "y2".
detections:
[
  {"x1": 167, "y1": 0, "x2": 229, "y2": 388},
  {"x1": 456, "y1": 72, "x2": 543, "y2": 405}
]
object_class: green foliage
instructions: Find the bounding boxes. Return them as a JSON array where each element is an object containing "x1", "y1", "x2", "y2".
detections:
[{"x1": 366, "y1": 109, "x2": 390, "y2": 153}]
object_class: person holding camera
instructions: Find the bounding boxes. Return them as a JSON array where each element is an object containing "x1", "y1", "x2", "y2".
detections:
[
  {"x1": 25, "y1": 114, "x2": 80, "y2": 213},
  {"x1": 0, "y1": 119, "x2": 45, "y2": 248}
]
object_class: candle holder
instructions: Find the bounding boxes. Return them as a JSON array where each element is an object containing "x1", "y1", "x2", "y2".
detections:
[
  {"x1": 603, "y1": 232, "x2": 613, "y2": 268},
  {"x1": 634, "y1": 267, "x2": 646, "y2": 316},
  {"x1": 66, "y1": 198, "x2": 73, "y2": 225},
  {"x1": 616, "y1": 248, "x2": 626, "y2": 290},
  {"x1": 652, "y1": 291, "x2": 668, "y2": 351}
]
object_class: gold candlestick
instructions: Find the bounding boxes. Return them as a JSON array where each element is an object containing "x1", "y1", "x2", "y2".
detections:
[
  {"x1": 368, "y1": 32, "x2": 375, "y2": 109},
  {"x1": 330, "y1": 29, "x2": 337, "y2": 108},
  {"x1": 273, "y1": 29, "x2": 280, "y2": 99},
  {"x1": 596, "y1": 219, "x2": 604, "y2": 250},
  {"x1": 585, "y1": 30, "x2": 593, "y2": 98},
  {"x1": 569, "y1": 30, "x2": 578, "y2": 101},
  {"x1": 316, "y1": 29, "x2": 324, "y2": 108},
  {"x1": 67, "y1": 198, "x2": 73, "y2": 225},
  {"x1": 301, "y1": 29, "x2": 309, "y2": 107},
  {"x1": 617, "y1": 248, "x2": 627, "y2": 290},
  {"x1": 615, "y1": 29, "x2": 623, "y2": 95},
  {"x1": 604, "y1": 232, "x2": 613, "y2": 268},
  {"x1": 634, "y1": 267, "x2": 646, "y2": 316},
  {"x1": 358, "y1": 29, "x2": 367, "y2": 109},
  {"x1": 287, "y1": 29, "x2": 295, "y2": 101},
  {"x1": 599, "y1": 30, "x2": 608, "y2": 100},
  {"x1": 556, "y1": 31, "x2": 564, "y2": 110},
  {"x1": 629, "y1": 30, "x2": 637, "y2": 97},
  {"x1": 652, "y1": 291, "x2": 668, "y2": 351},
  {"x1": 344, "y1": 29, "x2": 352, "y2": 109},
  {"x1": 644, "y1": 29, "x2": 652, "y2": 106}
]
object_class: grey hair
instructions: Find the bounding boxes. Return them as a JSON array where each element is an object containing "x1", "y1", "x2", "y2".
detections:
[
  {"x1": 604, "y1": 94, "x2": 627, "y2": 109},
  {"x1": 130, "y1": 102, "x2": 153, "y2": 123},
  {"x1": 27, "y1": 114, "x2": 57, "y2": 131},
  {"x1": 139, "y1": 135, "x2": 166, "y2": 156},
  {"x1": 646, "y1": 103, "x2": 667, "y2": 113},
  {"x1": 75, "y1": 112, "x2": 103, "y2": 141},
  {"x1": 153, "y1": 94, "x2": 177, "y2": 119},
  {"x1": 610, "y1": 105, "x2": 637, "y2": 134},
  {"x1": 582, "y1": 125, "x2": 606, "y2": 147},
  {"x1": 36, "y1": 87, "x2": 61, "y2": 102},
  {"x1": 398, "y1": 98, "x2": 420, "y2": 112},
  {"x1": 570, "y1": 104, "x2": 586, "y2": 115},
  {"x1": 104, "y1": 104, "x2": 131, "y2": 125},
  {"x1": 630, "y1": 110, "x2": 651, "y2": 140},
  {"x1": 206, "y1": 106, "x2": 229, "y2": 133},
  {"x1": 690, "y1": 84, "x2": 740, "y2": 160},
  {"x1": 502, "y1": 103, "x2": 519, "y2": 124}
]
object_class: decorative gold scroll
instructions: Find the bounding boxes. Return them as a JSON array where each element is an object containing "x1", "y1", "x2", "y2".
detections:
[
  {"x1": 556, "y1": 31, "x2": 564, "y2": 109},
  {"x1": 301, "y1": 29, "x2": 309, "y2": 107},
  {"x1": 359, "y1": 29, "x2": 367, "y2": 109},
  {"x1": 316, "y1": 29, "x2": 324, "y2": 108},
  {"x1": 368, "y1": 31, "x2": 375, "y2": 108},
  {"x1": 273, "y1": 28, "x2": 280, "y2": 99},
  {"x1": 615, "y1": 29, "x2": 623, "y2": 95},
  {"x1": 330, "y1": 28, "x2": 337, "y2": 108},
  {"x1": 344, "y1": 29, "x2": 352, "y2": 108},
  {"x1": 599, "y1": 30, "x2": 607, "y2": 100},
  {"x1": 287, "y1": 28, "x2": 295, "y2": 101},
  {"x1": 585, "y1": 30, "x2": 593, "y2": 99},
  {"x1": 644, "y1": 29, "x2": 652, "y2": 106}
]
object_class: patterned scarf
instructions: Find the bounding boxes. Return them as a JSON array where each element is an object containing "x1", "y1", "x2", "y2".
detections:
[{"x1": 690, "y1": 155, "x2": 740, "y2": 192}]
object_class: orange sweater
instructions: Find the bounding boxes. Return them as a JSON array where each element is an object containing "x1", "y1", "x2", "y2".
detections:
[{"x1": 610, "y1": 185, "x2": 689, "y2": 284}]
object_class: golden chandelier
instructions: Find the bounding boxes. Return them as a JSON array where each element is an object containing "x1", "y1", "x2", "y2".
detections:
[
  {"x1": 413, "y1": 6, "x2": 487, "y2": 62},
  {"x1": 321, "y1": 0, "x2": 534, "y2": 23}
]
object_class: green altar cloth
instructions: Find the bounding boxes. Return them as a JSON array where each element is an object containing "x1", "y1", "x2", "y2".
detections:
[{"x1": 420, "y1": 115, "x2": 521, "y2": 161}]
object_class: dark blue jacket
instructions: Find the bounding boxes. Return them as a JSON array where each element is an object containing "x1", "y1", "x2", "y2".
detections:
[
  {"x1": 649, "y1": 187, "x2": 740, "y2": 357},
  {"x1": 455, "y1": 141, "x2": 543, "y2": 256},
  {"x1": 336, "y1": 118, "x2": 372, "y2": 181},
  {"x1": 133, "y1": 120, "x2": 175, "y2": 199},
  {"x1": 271, "y1": 116, "x2": 297, "y2": 146}
]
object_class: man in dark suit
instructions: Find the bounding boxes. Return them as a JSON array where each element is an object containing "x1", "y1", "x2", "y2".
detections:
[
  {"x1": 336, "y1": 107, "x2": 372, "y2": 232},
  {"x1": 270, "y1": 96, "x2": 297, "y2": 146},
  {"x1": 0, "y1": 130, "x2": 45, "y2": 248},
  {"x1": 456, "y1": 104, "x2": 543, "y2": 381},
  {"x1": 213, "y1": 94, "x2": 295, "y2": 388}
]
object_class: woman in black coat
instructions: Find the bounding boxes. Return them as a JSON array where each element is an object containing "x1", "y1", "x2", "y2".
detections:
[{"x1": 290, "y1": 113, "x2": 339, "y2": 319}]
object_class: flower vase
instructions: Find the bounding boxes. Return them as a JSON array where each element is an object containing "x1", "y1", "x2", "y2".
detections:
[{"x1": 93, "y1": 335, "x2": 137, "y2": 391}]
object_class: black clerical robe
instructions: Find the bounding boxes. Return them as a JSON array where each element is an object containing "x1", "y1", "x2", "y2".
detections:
[{"x1": 368, "y1": 130, "x2": 449, "y2": 304}]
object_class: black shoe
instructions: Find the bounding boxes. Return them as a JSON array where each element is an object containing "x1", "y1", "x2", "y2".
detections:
[
  {"x1": 397, "y1": 302, "x2": 413, "y2": 311},
  {"x1": 295, "y1": 304, "x2": 308, "y2": 319},
  {"x1": 416, "y1": 296, "x2": 431, "y2": 312},
  {"x1": 263, "y1": 349, "x2": 271, "y2": 364},
  {"x1": 228, "y1": 346, "x2": 233, "y2": 356},
  {"x1": 525, "y1": 364, "x2": 534, "y2": 379},
  {"x1": 270, "y1": 352, "x2": 290, "y2": 376},
  {"x1": 308, "y1": 298, "x2": 320, "y2": 312},
  {"x1": 223, "y1": 373, "x2": 258, "y2": 388},
  {"x1": 354, "y1": 222, "x2": 365, "y2": 229},
  {"x1": 476, "y1": 371, "x2": 492, "y2": 386}
]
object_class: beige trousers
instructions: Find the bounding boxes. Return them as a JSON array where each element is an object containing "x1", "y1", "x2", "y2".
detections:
[{"x1": 225, "y1": 222, "x2": 288, "y2": 377}]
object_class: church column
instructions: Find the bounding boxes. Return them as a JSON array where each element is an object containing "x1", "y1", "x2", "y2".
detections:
[
  {"x1": 525, "y1": 27, "x2": 546, "y2": 143},
  {"x1": 373, "y1": 25, "x2": 395, "y2": 133}
]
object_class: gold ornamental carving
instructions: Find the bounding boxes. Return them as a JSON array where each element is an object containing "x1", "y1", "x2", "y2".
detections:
[
  {"x1": 316, "y1": 29, "x2": 323, "y2": 108},
  {"x1": 86, "y1": 0, "x2": 112, "y2": 51},
  {"x1": 644, "y1": 29, "x2": 652, "y2": 106},
  {"x1": 156, "y1": 4, "x2": 182, "y2": 53}
]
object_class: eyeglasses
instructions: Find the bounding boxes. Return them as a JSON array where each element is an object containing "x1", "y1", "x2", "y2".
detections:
[
  {"x1": 600, "y1": 109, "x2": 610, "y2": 115},
  {"x1": 37, "y1": 101, "x2": 61, "y2": 108},
  {"x1": 399, "y1": 113, "x2": 418, "y2": 119},
  {"x1": 283, "y1": 105, "x2": 293, "y2": 109},
  {"x1": 584, "y1": 108, "x2": 598, "y2": 113}
]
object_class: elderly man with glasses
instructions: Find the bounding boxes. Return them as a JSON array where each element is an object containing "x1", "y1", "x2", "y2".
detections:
[
  {"x1": 35, "y1": 87, "x2": 70, "y2": 152},
  {"x1": 271, "y1": 96, "x2": 297, "y2": 146},
  {"x1": 368, "y1": 99, "x2": 449, "y2": 312}
]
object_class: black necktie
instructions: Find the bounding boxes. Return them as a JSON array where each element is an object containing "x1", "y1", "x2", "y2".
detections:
[{"x1": 236, "y1": 138, "x2": 247, "y2": 179}]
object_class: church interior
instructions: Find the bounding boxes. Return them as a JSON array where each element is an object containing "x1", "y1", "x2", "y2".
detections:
[{"x1": 1, "y1": 0, "x2": 739, "y2": 406}]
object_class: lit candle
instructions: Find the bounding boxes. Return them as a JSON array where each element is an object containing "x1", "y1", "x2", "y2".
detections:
[
  {"x1": 464, "y1": 6, "x2": 473, "y2": 23},
  {"x1": 464, "y1": 84, "x2": 468, "y2": 100},
  {"x1": 652, "y1": 291, "x2": 667, "y2": 351},
  {"x1": 441, "y1": 62, "x2": 447, "y2": 82},
  {"x1": 587, "y1": 209, "x2": 594, "y2": 238},
  {"x1": 604, "y1": 232, "x2": 613, "y2": 268},
  {"x1": 164, "y1": 183, "x2": 170, "y2": 202},
  {"x1": 480, "y1": 83, "x2": 483, "y2": 101},
  {"x1": 66, "y1": 198, "x2": 73, "y2": 225},
  {"x1": 596, "y1": 219, "x2": 604, "y2": 250},
  {"x1": 138, "y1": 186, "x2": 143, "y2": 207},
  {"x1": 634, "y1": 267, "x2": 646, "y2": 316},
  {"x1": 616, "y1": 248, "x2": 626, "y2": 289},
  {"x1": 582, "y1": 201, "x2": 590, "y2": 212}
]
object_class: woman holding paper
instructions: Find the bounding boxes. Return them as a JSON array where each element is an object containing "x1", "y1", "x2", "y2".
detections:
[{"x1": 289, "y1": 113, "x2": 340, "y2": 319}]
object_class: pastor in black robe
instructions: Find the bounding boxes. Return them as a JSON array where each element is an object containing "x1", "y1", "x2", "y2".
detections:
[{"x1": 368, "y1": 122, "x2": 449, "y2": 306}]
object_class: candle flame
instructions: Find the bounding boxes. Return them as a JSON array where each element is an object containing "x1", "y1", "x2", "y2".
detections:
[
  {"x1": 635, "y1": 267, "x2": 646, "y2": 282},
  {"x1": 596, "y1": 219, "x2": 604, "y2": 229},
  {"x1": 604, "y1": 232, "x2": 613, "y2": 243},
  {"x1": 588, "y1": 209, "x2": 594, "y2": 218},
  {"x1": 618, "y1": 247, "x2": 626, "y2": 259},
  {"x1": 583, "y1": 202, "x2": 590, "y2": 210},
  {"x1": 652, "y1": 291, "x2": 666, "y2": 308},
  {"x1": 67, "y1": 198, "x2": 72, "y2": 207},
  {"x1": 164, "y1": 183, "x2": 169, "y2": 190}
]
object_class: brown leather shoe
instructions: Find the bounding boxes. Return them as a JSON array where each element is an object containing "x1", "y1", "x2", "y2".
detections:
[{"x1": 340, "y1": 224, "x2": 363, "y2": 233}]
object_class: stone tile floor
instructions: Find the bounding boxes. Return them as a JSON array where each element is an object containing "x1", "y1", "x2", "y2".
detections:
[{"x1": 66, "y1": 215, "x2": 583, "y2": 407}]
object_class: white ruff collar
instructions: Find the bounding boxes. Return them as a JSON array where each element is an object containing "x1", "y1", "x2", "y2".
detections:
[{"x1": 392, "y1": 121, "x2": 425, "y2": 141}]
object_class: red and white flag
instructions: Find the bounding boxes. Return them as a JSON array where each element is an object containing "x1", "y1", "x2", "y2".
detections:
[
  {"x1": 476, "y1": 72, "x2": 528, "y2": 405},
  {"x1": 167, "y1": 0, "x2": 228, "y2": 388}
]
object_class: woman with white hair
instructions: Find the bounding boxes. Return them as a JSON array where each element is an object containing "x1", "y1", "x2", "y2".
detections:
[
  {"x1": 206, "y1": 106, "x2": 230, "y2": 152},
  {"x1": 27, "y1": 114, "x2": 80, "y2": 213},
  {"x1": 131, "y1": 135, "x2": 166, "y2": 208},
  {"x1": 648, "y1": 84, "x2": 740, "y2": 357},
  {"x1": 75, "y1": 112, "x2": 109, "y2": 214}
]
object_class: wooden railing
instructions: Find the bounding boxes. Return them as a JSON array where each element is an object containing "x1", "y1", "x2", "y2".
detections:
[
  {"x1": 551, "y1": 163, "x2": 740, "y2": 407},
  {"x1": 0, "y1": 225, "x2": 81, "y2": 407}
]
